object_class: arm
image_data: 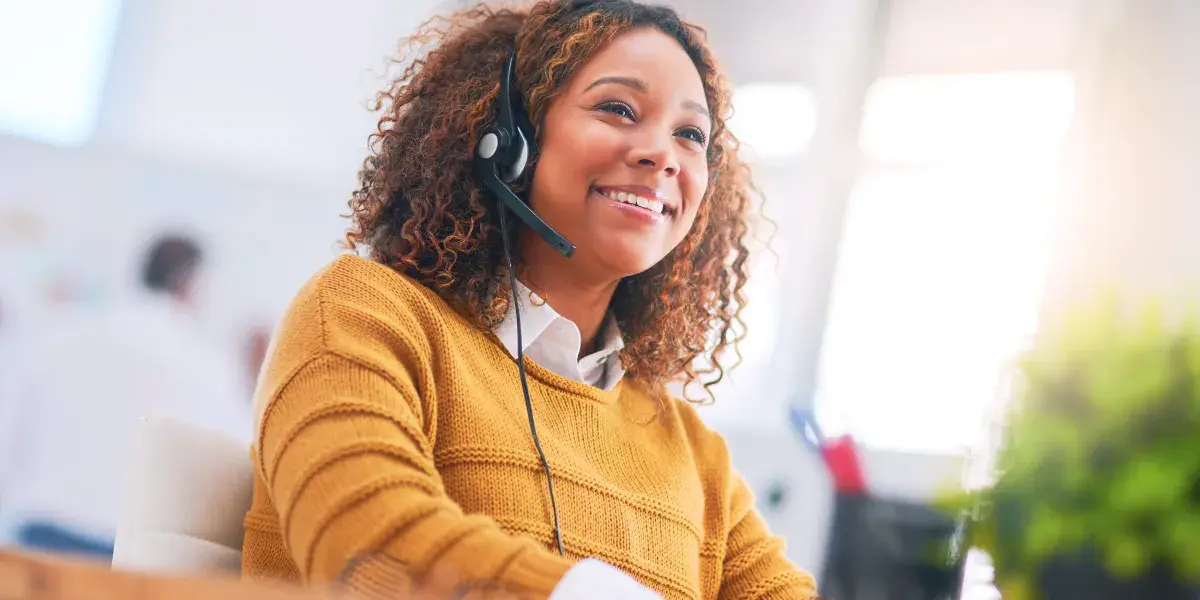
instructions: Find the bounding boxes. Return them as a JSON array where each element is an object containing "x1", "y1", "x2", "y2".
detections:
[
  {"x1": 256, "y1": 350, "x2": 575, "y2": 596},
  {"x1": 718, "y1": 474, "x2": 818, "y2": 600}
]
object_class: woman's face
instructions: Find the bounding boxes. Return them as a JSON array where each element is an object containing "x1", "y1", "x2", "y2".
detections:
[{"x1": 529, "y1": 26, "x2": 711, "y2": 281}]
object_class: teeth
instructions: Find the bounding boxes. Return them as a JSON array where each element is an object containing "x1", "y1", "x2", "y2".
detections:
[{"x1": 602, "y1": 189, "x2": 665, "y2": 214}]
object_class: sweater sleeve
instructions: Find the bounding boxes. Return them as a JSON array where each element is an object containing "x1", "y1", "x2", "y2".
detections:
[
  {"x1": 718, "y1": 473, "x2": 818, "y2": 600},
  {"x1": 254, "y1": 288, "x2": 574, "y2": 596}
]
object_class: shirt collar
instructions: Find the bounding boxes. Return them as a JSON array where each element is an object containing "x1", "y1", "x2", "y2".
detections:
[
  {"x1": 494, "y1": 281, "x2": 625, "y2": 388},
  {"x1": 581, "y1": 313, "x2": 626, "y2": 390},
  {"x1": 592, "y1": 312, "x2": 625, "y2": 358}
]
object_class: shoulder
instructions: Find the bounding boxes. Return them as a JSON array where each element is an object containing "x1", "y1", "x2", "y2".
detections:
[
  {"x1": 303, "y1": 253, "x2": 441, "y2": 319},
  {"x1": 253, "y1": 254, "x2": 472, "y2": 429},
  {"x1": 260, "y1": 254, "x2": 466, "y2": 389},
  {"x1": 289, "y1": 253, "x2": 462, "y2": 348}
]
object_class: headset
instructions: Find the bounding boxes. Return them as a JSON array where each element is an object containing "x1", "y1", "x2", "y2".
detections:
[
  {"x1": 474, "y1": 52, "x2": 572, "y2": 556},
  {"x1": 475, "y1": 54, "x2": 576, "y2": 259}
]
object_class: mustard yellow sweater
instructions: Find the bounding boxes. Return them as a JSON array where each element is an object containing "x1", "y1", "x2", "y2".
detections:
[{"x1": 242, "y1": 254, "x2": 815, "y2": 599}]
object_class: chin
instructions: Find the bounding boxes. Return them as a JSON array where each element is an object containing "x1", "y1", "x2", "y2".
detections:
[{"x1": 590, "y1": 246, "x2": 665, "y2": 279}]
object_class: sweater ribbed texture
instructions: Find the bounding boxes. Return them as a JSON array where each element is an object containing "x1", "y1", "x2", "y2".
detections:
[{"x1": 242, "y1": 254, "x2": 815, "y2": 600}]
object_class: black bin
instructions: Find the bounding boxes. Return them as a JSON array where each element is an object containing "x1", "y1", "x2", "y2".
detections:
[{"x1": 820, "y1": 493, "x2": 968, "y2": 600}]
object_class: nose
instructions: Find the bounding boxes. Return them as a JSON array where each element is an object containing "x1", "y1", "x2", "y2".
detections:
[{"x1": 626, "y1": 131, "x2": 680, "y2": 177}]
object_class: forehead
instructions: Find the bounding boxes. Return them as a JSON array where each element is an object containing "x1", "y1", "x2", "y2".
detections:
[{"x1": 568, "y1": 26, "x2": 707, "y2": 106}]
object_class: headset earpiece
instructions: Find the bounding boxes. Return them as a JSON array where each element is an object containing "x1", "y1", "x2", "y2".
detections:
[
  {"x1": 476, "y1": 126, "x2": 527, "y2": 183},
  {"x1": 502, "y1": 128, "x2": 529, "y2": 183}
]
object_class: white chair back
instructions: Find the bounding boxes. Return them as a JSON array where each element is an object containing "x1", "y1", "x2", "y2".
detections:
[{"x1": 111, "y1": 415, "x2": 253, "y2": 574}]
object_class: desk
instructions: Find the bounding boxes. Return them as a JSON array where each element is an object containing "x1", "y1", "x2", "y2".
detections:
[
  {"x1": 0, "y1": 550, "x2": 333, "y2": 600},
  {"x1": 0, "y1": 550, "x2": 531, "y2": 600}
]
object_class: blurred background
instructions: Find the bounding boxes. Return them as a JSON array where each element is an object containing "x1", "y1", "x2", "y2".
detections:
[{"x1": 3, "y1": 0, "x2": 1200, "y2": 596}]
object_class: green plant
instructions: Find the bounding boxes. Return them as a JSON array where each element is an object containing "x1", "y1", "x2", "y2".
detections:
[{"x1": 946, "y1": 298, "x2": 1200, "y2": 600}]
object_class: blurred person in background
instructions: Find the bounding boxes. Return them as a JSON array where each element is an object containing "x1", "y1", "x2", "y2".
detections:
[
  {"x1": 243, "y1": 1, "x2": 813, "y2": 598},
  {"x1": 0, "y1": 234, "x2": 251, "y2": 560}
]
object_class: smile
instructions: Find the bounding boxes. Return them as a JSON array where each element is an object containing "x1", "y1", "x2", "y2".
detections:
[{"x1": 592, "y1": 186, "x2": 673, "y2": 217}]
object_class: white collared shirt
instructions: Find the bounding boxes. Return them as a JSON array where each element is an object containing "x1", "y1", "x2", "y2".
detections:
[{"x1": 493, "y1": 282, "x2": 625, "y2": 390}]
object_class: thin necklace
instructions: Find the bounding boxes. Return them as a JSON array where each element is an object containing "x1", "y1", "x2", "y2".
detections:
[{"x1": 516, "y1": 265, "x2": 549, "y2": 306}]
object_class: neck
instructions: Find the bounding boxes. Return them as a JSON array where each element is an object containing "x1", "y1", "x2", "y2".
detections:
[{"x1": 520, "y1": 238, "x2": 618, "y2": 357}]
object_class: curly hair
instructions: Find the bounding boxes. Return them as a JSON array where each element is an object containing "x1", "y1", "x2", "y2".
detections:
[{"x1": 346, "y1": 0, "x2": 762, "y2": 401}]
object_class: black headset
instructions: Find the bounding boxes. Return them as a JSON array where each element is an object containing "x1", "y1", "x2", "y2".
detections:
[
  {"x1": 474, "y1": 53, "x2": 575, "y2": 258},
  {"x1": 474, "y1": 51, "x2": 571, "y2": 557}
]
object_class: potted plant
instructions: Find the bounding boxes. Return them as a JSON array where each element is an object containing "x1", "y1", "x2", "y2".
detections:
[{"x1": 947, "y1": 299, "x2": 1200, "y2": 600}]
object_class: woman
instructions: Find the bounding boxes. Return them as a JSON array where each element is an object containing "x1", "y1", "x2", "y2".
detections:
[{"x1": 244, "y1": 1, "x2": 815, "y2": 598}]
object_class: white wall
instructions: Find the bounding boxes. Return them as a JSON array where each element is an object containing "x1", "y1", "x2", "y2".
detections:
[
  {"x1": 0, "y1": 135, "x2": 347, "y2": 350},
  {"x1": 1, "y1": 0, "x2": 444, "y2": 345},
  {"x1": 97, "y1": 0, "x2": 444, "y2": 187},
  {"x1": 1042, "y1": 0, "x2": 1200, "y2": 322}
]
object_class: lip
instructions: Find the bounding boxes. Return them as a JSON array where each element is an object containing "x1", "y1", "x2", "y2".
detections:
[
  {"x1": 590, "y1": 188, "x2": 669, "y2": 223},
  {"x1": 591, "y1": 185, "x2": 676, "y2": 215}
]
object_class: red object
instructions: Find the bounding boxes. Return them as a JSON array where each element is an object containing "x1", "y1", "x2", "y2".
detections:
[{"x1": 821, "y1": 436, "x2": 868, "y2": 494}]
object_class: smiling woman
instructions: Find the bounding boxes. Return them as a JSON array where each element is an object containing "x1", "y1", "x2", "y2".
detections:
[
  {"x1": 242, "y1": 2, "x2": 814, "y2": 599},
  {"x1": 347, "y1": 0, "x2": 756, "y2": 394}
]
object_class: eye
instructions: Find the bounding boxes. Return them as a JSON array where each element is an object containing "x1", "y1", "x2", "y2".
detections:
[
  {"x1": 676, "y1": 125, "x2": 708, "y2": 146},
  {"x1": 596, "y1": 101, "x2": 636, "y2": 121}
]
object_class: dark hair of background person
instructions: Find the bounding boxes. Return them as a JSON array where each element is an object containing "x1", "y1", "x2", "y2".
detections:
[{"x1": 141, "y1": 235, "x2": 203, "y2": 296}]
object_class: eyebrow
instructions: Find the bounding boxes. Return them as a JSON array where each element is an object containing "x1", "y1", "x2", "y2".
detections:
[
  {"x1": 585, "y1": 75, "x2": 711, "y2": 120},
  {"x1": 681, "y1": 99, "x2": 710, "y2": 119}
]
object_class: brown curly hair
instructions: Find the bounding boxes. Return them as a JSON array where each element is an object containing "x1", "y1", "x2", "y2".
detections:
[{"x1": 346, "y1": 0, "x2": 762, "y2": 400}]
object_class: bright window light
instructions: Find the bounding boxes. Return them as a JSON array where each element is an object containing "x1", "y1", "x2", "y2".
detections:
[
  {"x1": 0, "y1": 0, "x2": 123, "y2": 146},
  {"x1": 814, "y1": 71, "x2": 1076, "y2": 454},
  {"x1": 860, "y1": 72, "x2": 1075, "y2": 166},
  {"x1": 731, "y1": 83, "x2": 817, "y2": 160},
  {"x1": 814, "y1": 168, "x2": 1065, "y2": 453}
]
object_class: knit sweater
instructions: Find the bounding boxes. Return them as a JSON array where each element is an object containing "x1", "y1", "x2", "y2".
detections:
[{"x1": 242, "y1": 254, "x2": 815, "y2": 600}]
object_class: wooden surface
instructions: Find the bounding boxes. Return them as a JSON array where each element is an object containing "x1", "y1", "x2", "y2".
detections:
[
  {"x1": 0, "y1": 550, "x2": 336, "y2": 600},
  {"x1": 0, "y1": 550, "x2": 532, "y2": 600}
]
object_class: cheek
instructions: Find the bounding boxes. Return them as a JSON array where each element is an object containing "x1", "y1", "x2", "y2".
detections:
[
  {"x1": 537, "y1": 123, "x2": 615, "y2": 190},
  {"x1": 679, "y1": 166, "x2": 709, "y2": 223},
  {"x1": 570, "y1": 122, "x2": 624, "y2": 170}
]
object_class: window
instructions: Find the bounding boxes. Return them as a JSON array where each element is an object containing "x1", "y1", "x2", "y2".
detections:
[
  {"x1": 859, "y1": 72, "x2": 1075, "y2": 166},
  {"x1": 731, "y1": 83, "x2": 818, "y2": 162},
  {"x1": 0, "y1": 0, "x2": 123, "y2": 146},
  {"x1": 813, "y1": 72, "x2": 1075, "y2": 454}
]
